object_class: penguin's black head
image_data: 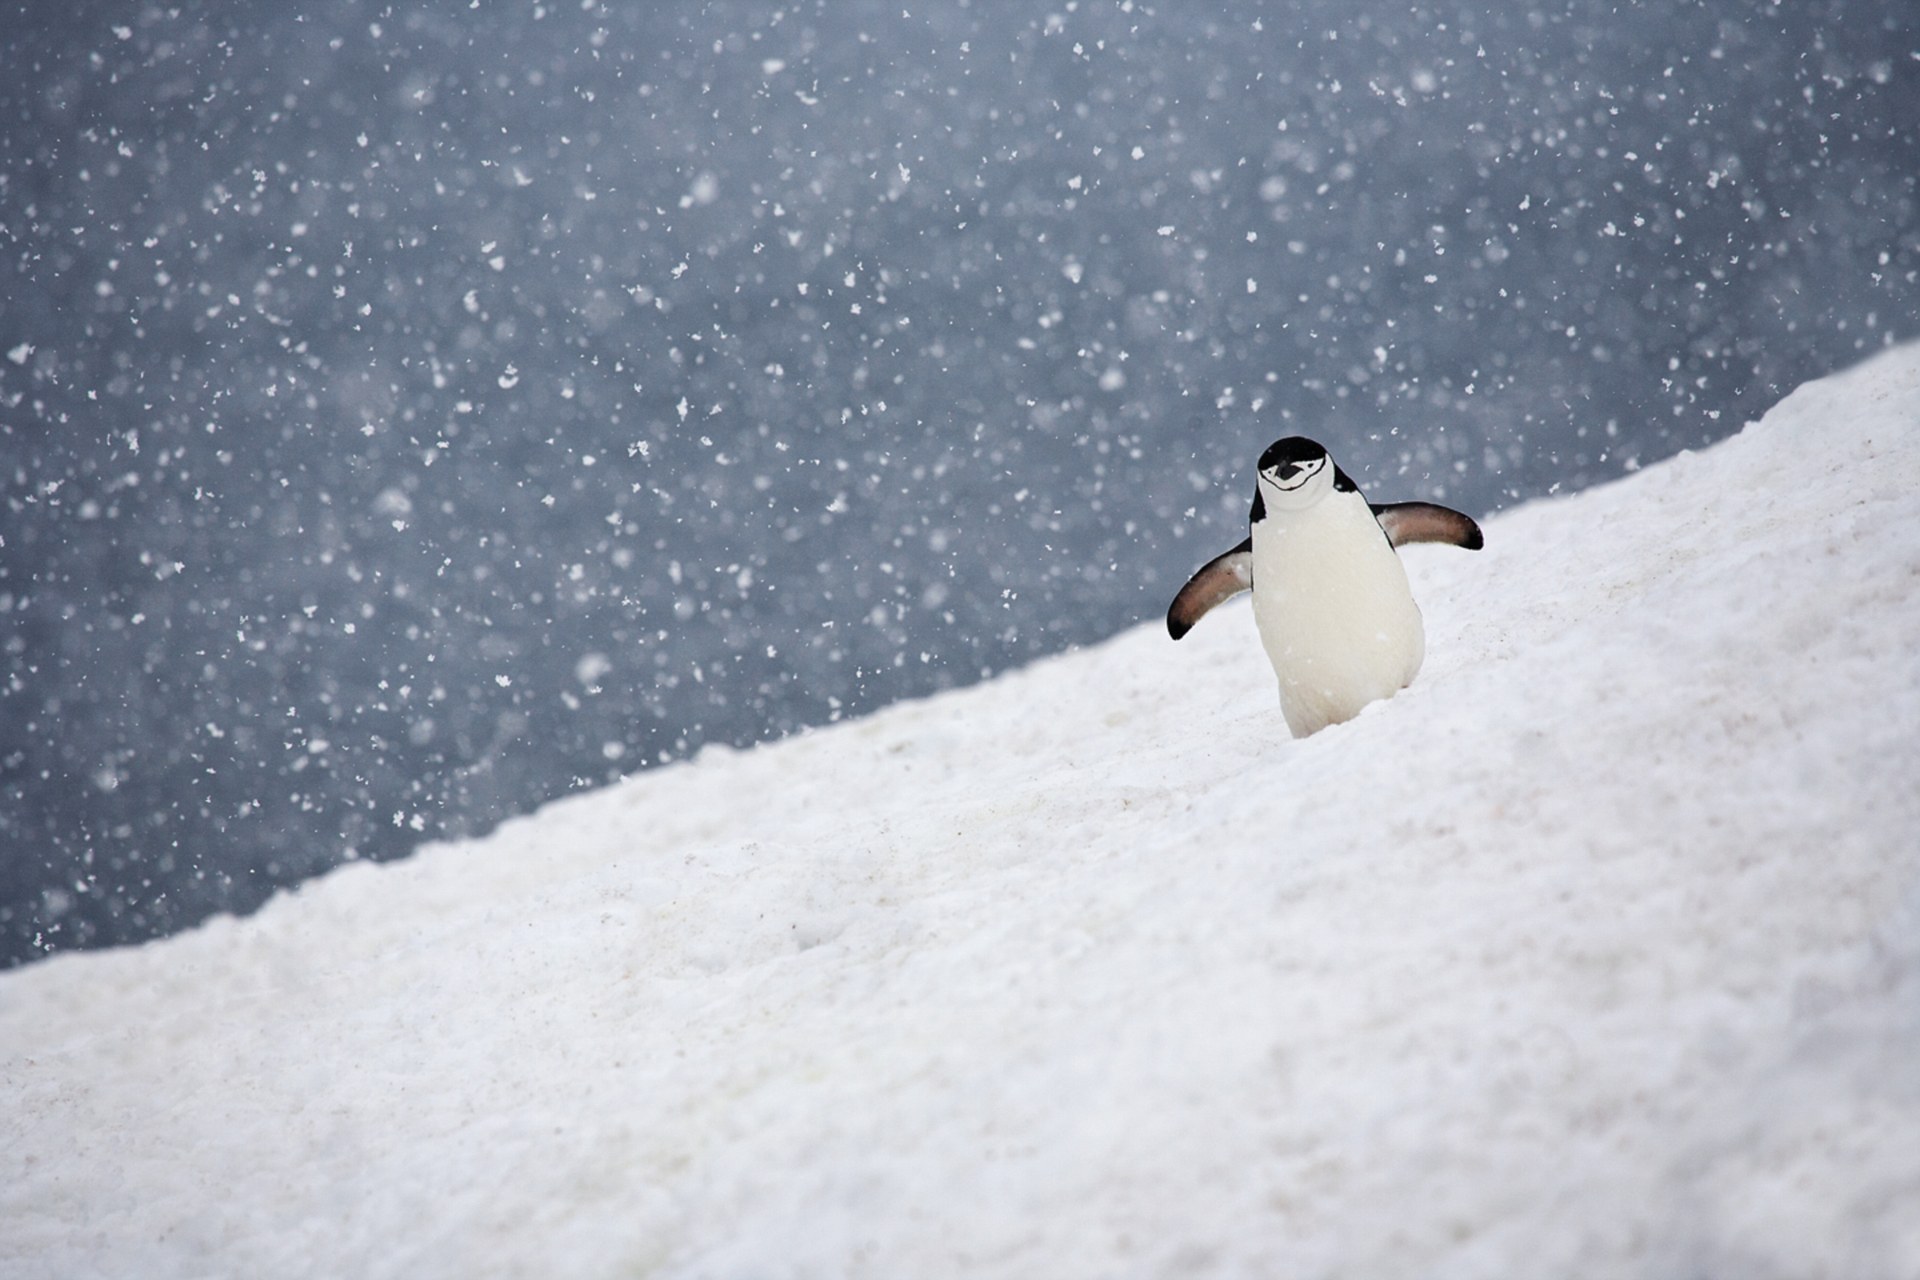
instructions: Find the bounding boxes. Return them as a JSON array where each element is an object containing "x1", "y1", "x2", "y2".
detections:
[{"x1": 1257, "y1": 437, "x2": 1332, "y2": 492}]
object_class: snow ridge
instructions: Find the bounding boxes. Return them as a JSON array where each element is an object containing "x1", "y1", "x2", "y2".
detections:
[{"x1": 4, "y1": 347, "x2": 1919, "y2": 1278}]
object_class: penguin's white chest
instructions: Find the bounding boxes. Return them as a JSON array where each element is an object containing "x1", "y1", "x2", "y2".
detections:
[{"x1": 1250, "y1": 498, "x2": 1425, "y2": 737}]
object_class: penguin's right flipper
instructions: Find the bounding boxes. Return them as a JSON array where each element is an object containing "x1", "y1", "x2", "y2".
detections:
[
  {"x1": 1166, "y1": 538, "x2": 1253, "y2": 639},
  {"x1": 1372, "y1": 502, "x2": 1485, "y2": 551}
]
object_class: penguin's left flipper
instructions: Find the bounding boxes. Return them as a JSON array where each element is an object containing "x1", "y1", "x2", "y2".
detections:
[
  {"x1": 1166, "y1": 537, "x2": 1253, "y2": 639},
  {"x1": 1372, "y1": 502, "x2": 1485, "y2": 551}
]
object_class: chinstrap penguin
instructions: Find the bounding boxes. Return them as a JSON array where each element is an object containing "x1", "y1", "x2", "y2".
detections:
[{"x1": 1167, "y1": 437, "x2": 1483, "y2": 737}]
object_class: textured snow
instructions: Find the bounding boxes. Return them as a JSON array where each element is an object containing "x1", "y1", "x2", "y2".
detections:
[{"x1": 3, "y1": 346, "x2": 1919, "y2": 1276}]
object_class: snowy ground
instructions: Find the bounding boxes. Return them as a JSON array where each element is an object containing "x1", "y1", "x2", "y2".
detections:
[{"x1": 4, "y1": 345, "x2": 1919, "y2": 1279}]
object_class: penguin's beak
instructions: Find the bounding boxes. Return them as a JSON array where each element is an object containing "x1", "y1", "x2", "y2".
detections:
[{"x1": 1268, "y1": 459, "x2": 1320, "y2": 490}]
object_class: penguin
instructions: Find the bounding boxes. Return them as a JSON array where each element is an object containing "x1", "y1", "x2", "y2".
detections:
[{"x1": 1166, "y1": 437, "x2": 1483, "y2": 737}]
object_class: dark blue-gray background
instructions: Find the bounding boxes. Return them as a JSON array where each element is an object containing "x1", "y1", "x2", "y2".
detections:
[{"x1": 3, "y1": 0, "x2": 1915, "y2": 966}]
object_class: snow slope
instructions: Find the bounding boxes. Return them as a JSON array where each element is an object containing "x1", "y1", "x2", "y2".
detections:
[{"x1": 4, "y1": 346, "x2": 1919, "y2": 1279}]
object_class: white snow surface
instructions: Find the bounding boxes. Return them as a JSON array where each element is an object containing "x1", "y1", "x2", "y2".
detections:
[{"x1": 5, "y1": 346, "x2": 1920, "y2": 1279}]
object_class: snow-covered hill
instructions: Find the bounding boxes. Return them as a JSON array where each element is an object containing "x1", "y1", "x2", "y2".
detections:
[{"x1": 5, "y1": 347, "x2": 1919, "y2": 1279}]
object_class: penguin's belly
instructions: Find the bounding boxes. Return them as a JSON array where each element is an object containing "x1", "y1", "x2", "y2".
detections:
[{"x1": 1251, "y1": 512, "x2": 1425, "y2": 737}]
